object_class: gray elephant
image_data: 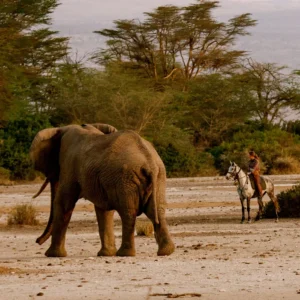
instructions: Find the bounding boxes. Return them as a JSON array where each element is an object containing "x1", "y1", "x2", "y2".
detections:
[{"x1": 30, "y1": 123, "x2": 175, "y2": 257}]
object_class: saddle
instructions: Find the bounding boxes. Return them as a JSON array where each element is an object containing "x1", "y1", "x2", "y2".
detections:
[{"x1": 248, "y1": 174, "x2": 267, "y2": 191}]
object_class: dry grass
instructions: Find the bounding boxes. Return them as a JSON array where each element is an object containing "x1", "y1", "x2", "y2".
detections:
[
  {"x1": 271, "y1": 156, "x2": 300, "y2": 174},
  {"x1": 136, "y1": 220, "x2": 154, "y2": 237},
  {"x1": 7, "y1": 204, "x2": 39, "y2": 225},
  {"x1": 0, "y1": 167, "x2": 13, "y2": 185}
]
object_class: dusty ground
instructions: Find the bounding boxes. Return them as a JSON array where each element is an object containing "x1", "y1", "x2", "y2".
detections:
[{"x1": 0, "y1": 175, "x2": 300, "y2": 300}]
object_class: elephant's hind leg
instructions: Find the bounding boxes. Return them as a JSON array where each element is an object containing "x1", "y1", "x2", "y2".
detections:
[
  {"x1": 95, "y1": 208, "x2": 117, "y2": 256},
  {"x1": 144, "y1": 206, "x2": 175, "y2": 256},
  {"x1": 154, "y1": 218, "x2": 175, "y2": 256},
  {"x1": 117, "y1": 209, "x2": 137, "y2": 256},
  {"x1": 45, "y1": 184, "x2": 79, "y2": 257}
]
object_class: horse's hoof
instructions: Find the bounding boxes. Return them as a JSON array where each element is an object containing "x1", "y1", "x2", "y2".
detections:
[
  {"x1": 248, "y1": 219, "x2": 252, "y2": 224},
  {"x1": 240, "y1": 219, "x2": 245, "y2": 224},
  {"x1": 275, "y1": 218, "x2": 279, "y2": 223},
  {"x1": 255, "y1": 214, "x2": 261, "y2": 221}
]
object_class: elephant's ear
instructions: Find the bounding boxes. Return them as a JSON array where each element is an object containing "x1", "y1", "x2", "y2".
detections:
[
  {"x1": 30, "y1": 128, "x2": 61, "y2": 177},
  {"x1": 90, "y1": 123, "x2": 117, "y2": 134}
]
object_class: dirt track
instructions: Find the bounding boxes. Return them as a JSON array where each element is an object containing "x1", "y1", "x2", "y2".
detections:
[{"x1": 1, "y1": 175, "x2": 300, "y2": 300}]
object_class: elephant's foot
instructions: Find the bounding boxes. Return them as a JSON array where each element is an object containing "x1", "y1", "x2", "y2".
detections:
[
  {"x1": 157, "y1": 239, "x2": 175, "y2": 256},
  {"x1": 157, "y1": 243, "x2": 175, "y2": 256},
  {"x1": 45, "y1": 246, "x2": 67, "y2": 257},
  {"x1": 97, "y1": 247, "x2": 117, "y2": 257},
  {"x1": 116, "y1": 246, "x2": 136, "y2": 257}
]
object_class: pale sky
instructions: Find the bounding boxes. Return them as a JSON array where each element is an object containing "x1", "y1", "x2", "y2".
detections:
[{"x1": 51, "y1": 0, "x2": 300, "y2": 68}]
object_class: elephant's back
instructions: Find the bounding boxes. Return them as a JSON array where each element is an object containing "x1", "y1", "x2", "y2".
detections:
[{"x1": 104, "y1": 130, "x2": 163, "y2": 168}]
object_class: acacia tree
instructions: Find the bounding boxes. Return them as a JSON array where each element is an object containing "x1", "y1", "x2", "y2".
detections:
[
  {"x1": 238, "y1": 59, "x2": 300, "y2": 125},
  {"x1": 0, "y1": 0, "x2": 68, "y2": 123},
  {"x1": 92, "y1": 0, "x2": 256, "y2": 88}
]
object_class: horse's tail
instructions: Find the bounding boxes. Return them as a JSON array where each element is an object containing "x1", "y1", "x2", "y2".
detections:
[{"x1": 264, "y1": 176, "x2": 280, "y2": 213}]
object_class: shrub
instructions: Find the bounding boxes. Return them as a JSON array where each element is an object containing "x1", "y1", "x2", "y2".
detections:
[
  {"x1": 156, "y1": 143, "x2": 218, "y2": 177},
  {"x1": 0, "y1": 114, "x2": 51, "y2": 180},
  {"x1": 136, "y1": 220, "x2": 154, "y2": 237},
  {"x1": 271, "y1": 156, "x2": 300, "y2": 174},
  {"x1": 0, "y1": 167, "x2": 11, "y2": 185},
  {"x1": 211, "y1": 126, "x2": 300, "y2": 175},
  {"x1": 7, "y1": 204, "x2": 39, "y2": 225},
  {"x1": 263, "y1": 185, "x2": 300, "y2": 218}
]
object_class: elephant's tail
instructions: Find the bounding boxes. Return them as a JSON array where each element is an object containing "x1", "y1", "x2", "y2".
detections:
[
  {"x1": 33, "y1": 178, "x2": 49, "y2": 198},
  {"x1": 141, "y1": 168, "x2": 159, "y2": 225},
  {"x1": 36, "y1": 179, "x2": 58, "y2": 245}
]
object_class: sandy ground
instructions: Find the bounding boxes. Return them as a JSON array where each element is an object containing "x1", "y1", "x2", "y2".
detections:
[{"x1": 1, "y1": 175, "x2": 300, "y2": 300}]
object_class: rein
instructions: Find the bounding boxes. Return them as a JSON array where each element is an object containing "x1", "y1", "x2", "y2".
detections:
[{"x1": 232, "y1": 166, "x2": 248, "y2": 188}]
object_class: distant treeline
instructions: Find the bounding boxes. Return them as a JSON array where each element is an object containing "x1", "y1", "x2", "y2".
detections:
[{"x1": 1, "y1": 0, "x2": 300, "y2": 181}]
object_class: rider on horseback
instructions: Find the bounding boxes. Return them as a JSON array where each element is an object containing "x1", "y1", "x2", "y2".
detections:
[{"x1": 248, "y1": 151, "x2": 263, "y2": 199}]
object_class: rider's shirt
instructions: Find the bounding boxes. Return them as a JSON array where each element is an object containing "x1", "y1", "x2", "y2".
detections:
[{"x1": 248, "y1": 158, "x2": 260, "y2": 173}]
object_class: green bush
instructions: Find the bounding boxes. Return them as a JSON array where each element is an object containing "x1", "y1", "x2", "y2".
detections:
[
  {"x1": 211, "y1": 125, "x2": 300, "y2": 175},
  {"x1": 156, "y1": 143, "x2": 217, "y2": 177},
  {"x1": 152, "y1": 125, "x2": 218, "y2": 177},
  {"x1": 0, "y1": 167, "x2": 10, "y2": 184},
  {"x1": 7, "y1": 204, "x2": 39, "y2": 225},
  {"x1": 264, "y1": 185, "x2": 300, "y2": 218},
  {"x1": 0, "y1": 114, "x2": 51, "y2": 180}
]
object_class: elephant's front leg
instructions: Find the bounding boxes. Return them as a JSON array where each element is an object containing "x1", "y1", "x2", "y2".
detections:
[
  {"x1": 117, "y1": 209, "x2": 136, "y2": 257},
  {"x1": 45, "y1": 187, "x2": 78, "y2": 257},
  {"x1": 95, "y1": 207, "x2": 117, "y2": 256}
]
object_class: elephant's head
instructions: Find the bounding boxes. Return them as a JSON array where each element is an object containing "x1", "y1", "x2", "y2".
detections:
[
  {"x1": 30, "y1": 123, "x2": 117, "y2": 245},
  {"x1": 30, "y1": 123, "x2": 117, "y2": 178}
]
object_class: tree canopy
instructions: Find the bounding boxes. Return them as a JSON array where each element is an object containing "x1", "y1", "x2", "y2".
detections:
[
  {"x1": 0, "y1": 0, "x2": 68, "y2": 124},
  {"x1": 93, "y1": 0, "x2": 256, "y2": 89},
  {"x1": 0, "y1": 0, "x2": 299, "y2": 180}
]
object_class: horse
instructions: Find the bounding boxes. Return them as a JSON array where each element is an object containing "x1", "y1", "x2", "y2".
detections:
[{"x1": 225, "y1": 162, "x2": 280, "y2": 223}]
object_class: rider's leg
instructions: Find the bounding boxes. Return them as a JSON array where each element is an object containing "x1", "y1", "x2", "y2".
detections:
[{"x1": 253, "y1": 172, "x2": 263, "y2": 197}]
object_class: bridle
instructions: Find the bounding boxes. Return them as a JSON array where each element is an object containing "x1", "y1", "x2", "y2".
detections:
[
  {"x1": 227, "y1": 164, "x2": 248, "y2": 187},
  {"x1": 227, "y1": 165, "x2": 241, "y2": 179}
]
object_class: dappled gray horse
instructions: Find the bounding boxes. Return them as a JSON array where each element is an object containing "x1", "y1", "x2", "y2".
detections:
[{"x1": 225, "y1": 162, "x2": 280, "y2": 223}]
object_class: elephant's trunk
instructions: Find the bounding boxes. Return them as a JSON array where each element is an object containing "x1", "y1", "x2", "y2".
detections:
[
  {"x1": 36, "y1": 180, "x2": 57, "y2": 245},
  {"x1": 32, "y1": 178, "x2": 49, "y2": 199}
]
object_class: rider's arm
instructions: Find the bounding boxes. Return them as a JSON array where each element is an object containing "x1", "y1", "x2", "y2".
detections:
[{"x1": 249, "y1": 159, "x2": 259, "y2": 173}]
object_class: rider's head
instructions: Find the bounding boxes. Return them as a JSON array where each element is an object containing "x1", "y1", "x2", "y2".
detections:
[{"x1": 249, "y1": 150, "x2": 258, "y2": 159}]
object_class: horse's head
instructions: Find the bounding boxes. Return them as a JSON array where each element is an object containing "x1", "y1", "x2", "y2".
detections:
[{"x1": 225, "y1": 161, "x2": 239, "y2": 180}]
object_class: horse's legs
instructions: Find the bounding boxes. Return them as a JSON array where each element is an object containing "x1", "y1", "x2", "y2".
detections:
[
  {"x1": 240, "y1": 197, "x2": 246, "y2": 223},
  {"x1": 246, "y1": 197, "x2": 251, "y2": 223},
  {"x1": 255, "y1": 196, "x2": 264, "y2": 221},
  {"x1": 267, "y1": 191, "x2": 280, "y2": 222}
]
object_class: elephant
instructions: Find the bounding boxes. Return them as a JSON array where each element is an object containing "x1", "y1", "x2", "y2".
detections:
[{"x1": 30, "y1": 123, "x2": 175, "y2": 257}]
